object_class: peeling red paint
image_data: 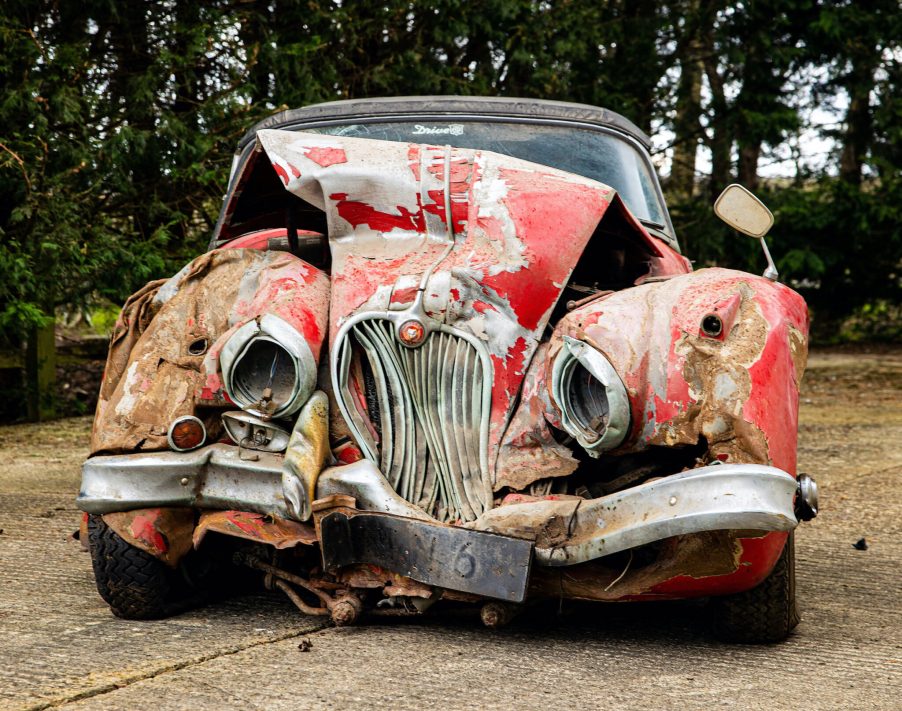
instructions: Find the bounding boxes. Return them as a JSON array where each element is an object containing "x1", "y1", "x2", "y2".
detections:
[
  {"x1": 331, "y1": 192, "x2": 427, "y2": 233},
  {"x1": 303, "y1": 146, "x2": 347, "y2": 168},
  {"x1": 272, "y1": 162, "x2": 289, "y2": 186},
  {"x1": 129, "y1": 511, "x2": 169, "y2": 553}
]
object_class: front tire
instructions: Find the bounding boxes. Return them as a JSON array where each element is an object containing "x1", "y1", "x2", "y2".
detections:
[
  {"x1": 87, "y1": 514, "x2": 197, "y2": 619},
  {"x1": 709, "y1": 533, "x2": 800, "y2": 643}
]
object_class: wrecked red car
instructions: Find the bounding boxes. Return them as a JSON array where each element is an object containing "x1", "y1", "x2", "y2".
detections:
[{"x1": 78, "y1": 97, "x2": 818, "y2": 642}]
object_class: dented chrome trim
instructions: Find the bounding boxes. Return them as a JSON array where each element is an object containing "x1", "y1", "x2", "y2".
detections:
[
  {"x1": 220, "y1": 313, "x2": 316, "y2": 419},
  {"x1": 475, "y1": 463, "x2": 798, "y2": 566},
  {"x1": 79, "y1": 452, "x2": 799, "y2": 575},
  {"x1": 316, "y1": 459, "x2": 435, "y2": 521},
  {"x1": 551, "y1": 336, "x2": 630, "y2": 455},
  {"x1": 331, "y1": 310, "x2": 494, "y2": 522},
  {"x1": 78, "y1": 445, "x2": 291, "y2": 517},
  {"x1": 77, "y1": 447, "x2": 434, "y2": 523}
]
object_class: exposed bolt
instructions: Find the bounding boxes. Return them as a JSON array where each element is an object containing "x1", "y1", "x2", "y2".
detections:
[
  {"x1": 330, "y1": 595, "x2": 363, "y2": 626},
  {"x1": 180, "y1": 477, "x2": 189, "y2": 486},
  {"x1": 669, "y1": 496, "x2": 677, "y2": 506},
  {"x1": 480, "y1": 601, "x2": 520, "y2": 629}
]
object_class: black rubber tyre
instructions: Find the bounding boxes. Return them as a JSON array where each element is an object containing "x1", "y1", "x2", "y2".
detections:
[
  {"x1": 87, "y1": 515, "x2": 197, "y2": 620},
  {"x1": 710, "y1": 533, "x2": 800, "y2": 643}
]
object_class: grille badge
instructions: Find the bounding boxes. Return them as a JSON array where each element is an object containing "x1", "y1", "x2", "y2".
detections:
[{"x1": 398, "y1": 319, "x2": 426, "y2": 347}]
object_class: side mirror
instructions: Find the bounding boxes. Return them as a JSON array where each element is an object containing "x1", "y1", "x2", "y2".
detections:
[
  {"x1": 714, "y1": 184, "x2": 778, "y2": 280},
  {"x1": 714, "y1": 184, "x2": 774, "y2": 238}
]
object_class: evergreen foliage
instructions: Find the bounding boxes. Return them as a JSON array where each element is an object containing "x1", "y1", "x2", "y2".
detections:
[{"x1": 1, "y1": 0, "x2": 900, "y2": 344}]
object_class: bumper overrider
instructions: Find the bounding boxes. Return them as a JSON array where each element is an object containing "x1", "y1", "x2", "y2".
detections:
[{"x1": 78, "y1": 446, "x2": 811, "y2": 603}]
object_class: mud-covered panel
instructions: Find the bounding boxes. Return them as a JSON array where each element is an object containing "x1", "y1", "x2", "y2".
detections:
[
  {"x1": 91, "y1": 249, "x2": 329, "y2": 455},
  {"x1": 529, "y1": 530, "x2": 747, "y2": 601}
]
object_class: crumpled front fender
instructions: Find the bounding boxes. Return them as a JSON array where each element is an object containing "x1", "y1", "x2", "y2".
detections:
[{"x1": 550, "y1": 267, "x2": 809, "y2": 472}]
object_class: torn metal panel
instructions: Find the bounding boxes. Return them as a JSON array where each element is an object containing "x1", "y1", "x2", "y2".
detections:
[
  {"x1": 102, "y1": 508, "x2": 195, "y2": 568},
  {"x1": 494, "y1": 343, "x2": 578, "y2": 492},
  {"x1": 192, "y1": 510, "x2": 316, "y2": 550}
]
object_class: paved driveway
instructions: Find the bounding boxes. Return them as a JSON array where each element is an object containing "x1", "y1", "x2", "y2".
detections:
[{"x1": 1, "y1": 350, "x2": 899, "y2": 710}]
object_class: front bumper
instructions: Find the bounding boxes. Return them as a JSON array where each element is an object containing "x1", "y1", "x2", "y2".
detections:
[{"x1": 79, "y1": 445, "x2": 800, "y2": 566}]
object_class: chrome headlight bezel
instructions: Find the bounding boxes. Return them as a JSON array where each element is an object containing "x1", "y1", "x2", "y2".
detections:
[
  {"x1": 551, "y1": 336, "x2": 630, "y2": 456},
  {"x1": 220, "y1": 314, "x2": 316, "y2": 419}
]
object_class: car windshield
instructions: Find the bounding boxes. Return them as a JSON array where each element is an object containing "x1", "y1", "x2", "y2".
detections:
[{"x1": 304, "y1": 121, "x2": 667, "y2": 228}]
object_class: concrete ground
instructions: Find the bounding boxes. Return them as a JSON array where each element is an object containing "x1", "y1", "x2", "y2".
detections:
[{"x1": 0, "y1": 349, "x2": 899, "y2": 710}]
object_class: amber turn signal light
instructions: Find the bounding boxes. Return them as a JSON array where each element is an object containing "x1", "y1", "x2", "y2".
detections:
[{"x1": 167, "y1": 415, "x2": 207, "y2": 452}]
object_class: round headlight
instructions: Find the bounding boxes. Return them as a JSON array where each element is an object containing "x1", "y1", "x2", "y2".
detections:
[
  {"x1": 220, "y1": 314, "x2": 316, "y2": 419},
  {"x1": 551, "y1": 336, "x2": 630, "y2": 456}
]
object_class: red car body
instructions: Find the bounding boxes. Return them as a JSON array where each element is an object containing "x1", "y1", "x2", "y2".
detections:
[{"x1": 78, "y1": 98, "x2": 816, "y2": 640}]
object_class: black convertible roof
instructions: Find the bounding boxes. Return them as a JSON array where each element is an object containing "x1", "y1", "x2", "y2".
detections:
[{"x1": 236, "y1": 96, "x2": 652, "y2": 152}]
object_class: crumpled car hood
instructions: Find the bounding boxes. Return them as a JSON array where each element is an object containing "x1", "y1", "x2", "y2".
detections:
[{"x1": 254, "y1": 129, "x2": 683, "y2": 467}]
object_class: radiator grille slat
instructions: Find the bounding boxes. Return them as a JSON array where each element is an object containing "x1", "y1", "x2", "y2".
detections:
[{"x1": 334, "y1": 318, "x2": 491, "y2": 522}]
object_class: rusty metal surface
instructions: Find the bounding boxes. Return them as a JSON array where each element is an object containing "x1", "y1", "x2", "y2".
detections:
[
  {"x1": 335, "y1": 564, "x2": 434, "y2": 599},
  {"x1": 192, "y1": 510, "x2": 316, "y2": 550},
  {"x1": 90, "y1": 248, "x2": 329, "y2": 456},
  {"x1": 236, "y1": 554, "x2": 363, "y2": 626},
  {"x1": 319, "y1": 508, "x2": 534, "y2": 602},
  {"x1": 101, "y1": 508, "x2": 196, "y2": 568}
]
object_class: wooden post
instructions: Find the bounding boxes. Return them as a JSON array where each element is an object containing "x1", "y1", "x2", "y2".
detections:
[{"x1": 25, "y1": 321, "x2": 56, "y2": 421}]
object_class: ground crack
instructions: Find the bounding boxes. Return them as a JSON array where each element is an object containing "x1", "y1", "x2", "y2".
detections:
[{"x1": 25, "y1": 622, "x2": 331, "y2": 710}]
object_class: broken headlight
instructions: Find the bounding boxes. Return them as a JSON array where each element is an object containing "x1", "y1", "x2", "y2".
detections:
[
  {"x1": 222, "y1": 411, "x2": 291, "y2": 452},
  {"x1": 551, "y1": 336, "x2": 630, "y2": 457},
  {"x1": 220, "y1": 314, "x2": 315, "y2": 419}
]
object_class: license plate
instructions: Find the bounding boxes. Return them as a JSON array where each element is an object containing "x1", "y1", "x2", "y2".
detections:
[{"x1": 319, "y1": 511, "x2": 534, "y2": 602}]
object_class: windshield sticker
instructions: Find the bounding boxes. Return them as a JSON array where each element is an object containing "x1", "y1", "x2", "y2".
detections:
[{"x1": 412, "y1": 124, "x2": 465, "y2": 136}]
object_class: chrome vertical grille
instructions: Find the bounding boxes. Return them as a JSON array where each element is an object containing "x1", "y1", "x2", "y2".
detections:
[{"x1": 333, "y1": 317, "x2": 492, "y2": 522}]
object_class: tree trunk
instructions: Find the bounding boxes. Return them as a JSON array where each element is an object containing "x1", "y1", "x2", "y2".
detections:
[
  {"x1": 702, "y1": 52, "x2": 731, "y2": 202},
  {"x1": 25, "y1": 320, "x2": 55, "y2": 421},
  {"x1": 737, "y1": 143, "x2": 761, "y2": 192},
  {"x1": 671, "y1": 0, "x2": 704, "y2": 199},
  {"x1": 839, "y1": 57, "x2": 877, "y2": 185}
]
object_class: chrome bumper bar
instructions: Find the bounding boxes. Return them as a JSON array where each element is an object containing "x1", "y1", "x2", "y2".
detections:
[
  {"x1": 471, "y1": 464, "x2": 799, "y2": 565},
  {"x1": 78, "y1": 447, "x2": 799, "y2": 566},
  {"x1": 78, "y1": 445, "x2": 292, "y2": 518}
]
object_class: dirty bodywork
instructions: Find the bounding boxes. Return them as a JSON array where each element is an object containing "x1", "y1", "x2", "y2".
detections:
[{"x1": 78, "y1": 98, "x2": 814, "y2": 631}]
